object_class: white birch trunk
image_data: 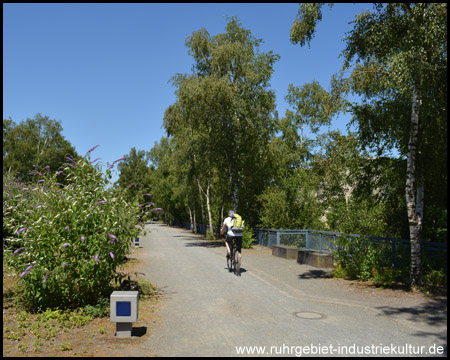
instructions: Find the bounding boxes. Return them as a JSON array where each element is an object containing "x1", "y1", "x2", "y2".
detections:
[
  {"x1": 405, "y1": 89, "x2": 423, "y2": 286},
  {"x1": 197, "y1": 179, "x2": 205, "y2": 234},
  {"x1": 206, "y1": 180, "x2": 213, "y2": 236},
  {"x1": 197, "y1": 178, "x2": 214, "y2": 237},
  {"x1": 192, "y1": 183, "x2": 197, "y2": 233},
  {"x1": 187, "y1": 196, "x2": 193, "y2": 232}
]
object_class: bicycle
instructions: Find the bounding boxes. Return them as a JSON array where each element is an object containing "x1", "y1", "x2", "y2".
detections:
[{"x1": 226, "y1": 236, "x2": 241, "y2": 276}]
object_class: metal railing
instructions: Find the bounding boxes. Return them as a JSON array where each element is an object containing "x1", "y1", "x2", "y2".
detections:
[
  {"x1": 253, "y1": 228, "x2": 447, "y2": 268},
  {"x1": 253, "y1": 228, "x2": 344, "y2": 253}
]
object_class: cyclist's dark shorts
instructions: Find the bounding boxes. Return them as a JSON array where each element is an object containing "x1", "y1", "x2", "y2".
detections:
[{"x1": 226, "y1": 235, "x2": 242, "y2": 253}]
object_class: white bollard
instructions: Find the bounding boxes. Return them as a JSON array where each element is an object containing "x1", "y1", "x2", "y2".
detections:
[
  {"x1": 134, "y1": 237, "x2": 140, "y2": 248},
  {"x1": 110, "y1": 291, "x2": 139, "y2": 337}
]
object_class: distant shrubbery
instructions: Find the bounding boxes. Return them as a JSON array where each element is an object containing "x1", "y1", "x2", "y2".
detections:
[{"x1": 331, "y1": 236, "x2": 447, "y2": 289}]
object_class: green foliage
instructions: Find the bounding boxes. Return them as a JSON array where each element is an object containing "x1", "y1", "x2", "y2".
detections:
[
  {"x1": 60, "y1": 343, "x2": 72, "y2": 351},
  {"x1": 325, "y1": 199, "x2": 388, "y2": 238},
  {"x1": 3, "y1": 151, "x2": 141, "y2": 311},
  {"x1": 4, "y1": 302, "x2": 98, "y2": 354},
  {"x1": 116, "y1": 147, "x2": 158, "y2": 222},
  {"x1": 206, "y1": 230, "x2": 216, "y2": 241},
  {"x1": 241, "y1": 224, "x2": 254, "y2": 249},
  {"x1": 12, "y1": 308, "x2": 91, "y2": 343},
  {"x1": 160, "y1": 16, "x2": 280, "y2": 228},
  {"x1": 422, "y1": 268, "x2": 447, "y2": 288},
  {"x1": 316, "y1": 131, "x2": 395, "y2": 237},
  {"x1": 372, "y1": 267, "x2": 403, "y2": 288},
  {"x1": 337, "y1": 3, "x2": 447, "y2": 285},
  {"x1": 148, "y1": 136, "x2": 189, "y2": 225},
  {"x1": 290, "y1": 4, "x2": 334, "y2": 47},
  {"x1": 3, "y1": 114, "x2": 79, "y2": 183},
  {"x1": 330, "y1": 235, "x2": 447, "y2": 289},
  {"x1": 116, "y1": 147, "x2": 153, "y2": 203},
  {"x1": 291, "y1": 3, "x2": 446, "y2": 287},
  {"x1": 332, "y1": 235, "x2": 391, "y2": 281},
  {"x1": 81, "y1": 297, "x2": 110, "y2": 318},
  {"x1": 259, "y1": 167, "x2": 324, "y2": 230},
  {"x1": 285, "y1": 81, "x2": 336, "y2": 140}
]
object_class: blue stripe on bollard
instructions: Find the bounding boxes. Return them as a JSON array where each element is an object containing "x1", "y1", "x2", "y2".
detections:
[{"x1": 116, "y1": 301, "x2": 131, "y2": 317}]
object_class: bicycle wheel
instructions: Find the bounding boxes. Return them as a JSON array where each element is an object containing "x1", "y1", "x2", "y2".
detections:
[
  {"x1": 234, "y1": 249, "x2": 241, "y2": 276},
  {"x1": 227, "y1": 246, "x2": 234, "y2": 272}
]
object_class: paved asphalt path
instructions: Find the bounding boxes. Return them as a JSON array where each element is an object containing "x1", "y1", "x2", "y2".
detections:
[{"x1": 130, "y1": 223, "x2": 447, "y2": 357}]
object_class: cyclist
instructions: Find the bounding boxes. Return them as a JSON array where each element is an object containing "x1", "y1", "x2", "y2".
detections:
[{"x1": 220, "y1": 210, "x2": 243, "y2": 275}]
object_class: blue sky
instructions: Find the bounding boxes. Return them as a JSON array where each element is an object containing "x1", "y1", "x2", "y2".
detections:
[{"x1": 4, "y1": 3, "x2": 372, "y2": 184}]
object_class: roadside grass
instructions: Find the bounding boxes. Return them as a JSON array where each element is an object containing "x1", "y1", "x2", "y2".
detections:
[{"x1": 3, "y1": 253, "x2": 160, "y2": 357}]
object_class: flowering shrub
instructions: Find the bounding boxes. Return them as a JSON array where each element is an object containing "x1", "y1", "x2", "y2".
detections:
[{"x1": 3, "y1": 149, "x2": 142, "y2": 311}]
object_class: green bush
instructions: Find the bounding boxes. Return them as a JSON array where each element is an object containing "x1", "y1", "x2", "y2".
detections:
[
  {"x1": 81, "y1": 297, "x2": 110, "y2": 318},
  {"x1": 331, "y1": 235, "x2": 391, "y2": 281},
  {"x1": 206, "y1": 230, "x2": 216, "y2": 241},
  {"x1": 3, "y1": 152, "x2": 141, "y2": 311},
  {"x1": 423, "y1": 267, "x2": 447, "y2": 287},
  {"x1": 372, "y1": 266, "x2": 403, "y2": 288},
  {"x1": 332, "y1": 235, "x2": 447, "y2": 289},
  {"x1": 242, "y1": 223, "x2": 254, "y2": 249}
]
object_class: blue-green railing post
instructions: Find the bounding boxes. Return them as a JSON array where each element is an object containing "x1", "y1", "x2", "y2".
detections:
[{"x1": 392, "y1": 239, "x2": 397, "y2": 268}]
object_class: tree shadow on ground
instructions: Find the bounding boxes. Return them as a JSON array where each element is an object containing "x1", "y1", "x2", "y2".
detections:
[
  {"x1": 185, "y1": 240, "x2": 225, "y2": 248},
  {"x1": 298, "y1": 270, "x2": 334, "y2": 279},
  {"x1": 173, "y1": 235, "x2": 204, "y2": 240},
  {"x1": 375, "y1": 296, "x2": 447, "y2": 324}
]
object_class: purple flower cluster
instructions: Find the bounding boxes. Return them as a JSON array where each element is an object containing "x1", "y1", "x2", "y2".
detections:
[
  {"x1": 14, "y1": 247, "x2": 24, "y2": 255},
  {"x1": 17, "y1": 227, "x2": 28, "y2": 234},
  {"x1": 108, "y1": 233, "x2": 119, "y2": 244},
  {"x1": 20, "y1": 264, "x2": 33, "y2": 278},
  {"x1": 138, "y1": 202, "x2": 155, "y2": 207},
  {"x1": 87, "y1": 145, "x2": 100, "y2": 154},
  {"x1": 112, "y1": 156, "x2": 126, "y2": 164}
]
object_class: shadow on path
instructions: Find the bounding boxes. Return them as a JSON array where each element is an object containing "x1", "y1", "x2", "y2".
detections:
[
  {"x1": 224, "y1": 267, "x2": 247, "y2": 275},
  {"x1": 375, "y1": 297, "x2": 447, "y2": 336},
  {"x1": 185, "y1": 240, "x2": 225, "y2": 248},
  {"x1": 298, "y1": 270, "x2": 333, "y2": 279}
]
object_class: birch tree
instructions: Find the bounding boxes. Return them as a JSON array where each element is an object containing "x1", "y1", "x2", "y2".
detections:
[
  {"x1": 291, "y1": 3, "x2": 447, "y2": 287},
  {"x1": 165, "y1": 16, "x2": 279, "y2": 226},
  {"x1": 185, "y1": 16, "x2": 279, "y2": 214}
]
